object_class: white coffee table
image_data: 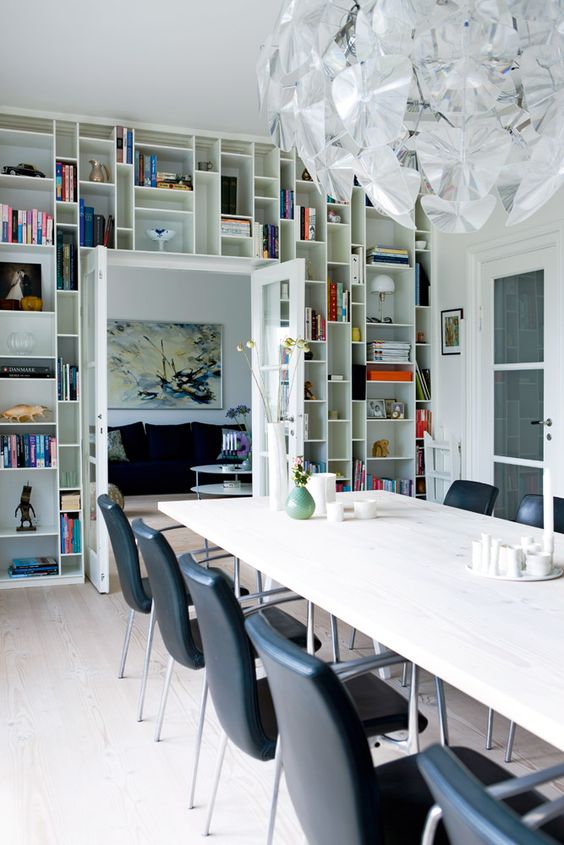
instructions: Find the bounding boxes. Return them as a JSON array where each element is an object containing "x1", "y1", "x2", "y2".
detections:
[{"x1": 191, "y1": 464, "x2": 252, "y2": 500}]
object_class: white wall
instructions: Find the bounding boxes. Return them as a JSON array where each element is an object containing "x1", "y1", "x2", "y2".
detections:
[
  {"x1": 434, "y1": 187, "x2": 564, "y2": 473},
  {"x1": 107, "y1": 267, "x2": 251, "y2": 426}
]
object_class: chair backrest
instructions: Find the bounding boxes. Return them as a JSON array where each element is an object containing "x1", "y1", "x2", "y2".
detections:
[
  {"x1": 443, "y1": 480, "x2": 499, "y2": 516},
  {"x1": 132, "y1": 520, "x2": 204, "y2": 670},
  {"x1": 180, "y1": 554, "x2": 276, "y2": 762},
  {"x1": 516, "y1": 494, "x2": 564, "y2": 534},
  {"x1": 418, "y1": 745, "x2": 557, "y2": 845},
  {"x1": 245, "y1": 612, "x2": 381, "y2": 845},
  {"x1": 97, "y1": 494, "x2": 151, "y2": 614}
]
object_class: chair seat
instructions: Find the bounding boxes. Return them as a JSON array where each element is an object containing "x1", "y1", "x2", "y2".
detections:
[
  {"x1": 260, "y1": 605, "x2": 322, "y2": 652},
  {"x1": 375, "y1": 746, "x2": 564, "y2": 845},
  {"x1": 344, "y1": 673, "x2": 428, "y2": 739}
]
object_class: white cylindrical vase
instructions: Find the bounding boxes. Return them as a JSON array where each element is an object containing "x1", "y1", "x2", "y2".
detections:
[{"x1": 267, "y1": 422, "x2": 288, "y2": 511}]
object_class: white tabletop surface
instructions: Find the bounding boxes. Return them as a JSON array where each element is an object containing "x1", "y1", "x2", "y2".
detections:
[
  {"x1": 190, "y1": 483, "x2": 253, "y2": 497},
  {"x1": 191, "y1": 464, "x2": 252, "y2": 475},
  {"x1": 159, "y1": 491, "x2": 564, "y2": 752}
]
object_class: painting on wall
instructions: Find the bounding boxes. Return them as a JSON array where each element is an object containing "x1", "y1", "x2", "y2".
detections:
[
  {"x1": 441, "y1": 308, "x2": 463, "y2": 356},
  {"x1": 107, "y1": 320, "x2": 222, "y2": 409}
]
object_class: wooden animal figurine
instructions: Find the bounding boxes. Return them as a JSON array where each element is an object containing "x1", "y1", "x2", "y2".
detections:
[
  {"x1": 15, "y1": 484, "x2": 36, "y2": 532},
  {"x1": 0, "y1": 404, "x2": 49, "y2": 422},
  {"x1": 304, "y1": 381, "x2": 317, "y2": 400},
  {"x1": 371, "y1": 438, "x2": 390, "y2": 458}
]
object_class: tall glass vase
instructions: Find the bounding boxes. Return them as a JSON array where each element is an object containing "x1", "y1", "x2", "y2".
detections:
[{"x1": 267, "y1": 421, "x2": 288, "y2": 511}]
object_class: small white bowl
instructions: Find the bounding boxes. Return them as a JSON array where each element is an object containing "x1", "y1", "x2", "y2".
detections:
[{"x1": 415, "y1": 240, "x2": 427, "y2": 250}]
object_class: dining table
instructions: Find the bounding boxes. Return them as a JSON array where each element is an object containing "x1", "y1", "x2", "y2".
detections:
[{"x1": 159, "y1": 490, "x2": 564, "y2": 753}]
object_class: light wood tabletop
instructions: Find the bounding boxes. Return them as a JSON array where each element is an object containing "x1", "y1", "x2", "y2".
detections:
[{"x1": 159, "y1": 491, "x2": 564, "y2": 752}]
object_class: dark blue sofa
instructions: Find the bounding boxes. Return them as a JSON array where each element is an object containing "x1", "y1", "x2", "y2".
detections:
[{"x1": 108, "y1": 420, "x2": 235, "y2": 496}]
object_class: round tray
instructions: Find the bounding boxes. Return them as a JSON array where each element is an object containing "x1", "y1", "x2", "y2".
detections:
[{"x1": 465, "y1": 564, "x2": 563, "y2": 582}]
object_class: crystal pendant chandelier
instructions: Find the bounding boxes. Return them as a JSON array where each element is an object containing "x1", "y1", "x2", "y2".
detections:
[{"x1": 257, "y1": 0, "x2": 564, "y2": 233}]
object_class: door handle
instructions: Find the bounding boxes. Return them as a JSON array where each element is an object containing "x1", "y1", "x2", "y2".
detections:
[{"x1": 531, "y1": 418, "x2": 552, "y2": 427}]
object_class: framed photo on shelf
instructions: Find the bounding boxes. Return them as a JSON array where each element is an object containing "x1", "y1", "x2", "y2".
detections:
[
  {"x1": 384, "y1": 399, "x2": 395, "y2": 419},
  {"x1": 0, "y1": 262, "x2": 42, "y2": 308},
  {"x1": 441, "y1": 308, "x2": 463, "y2": 355},
  {"x1": 367, "y1": 398, "x2": 386, "y2": 419},
  {"x1": 391, "y1": 401, "x2": 405, "y2": 420}
]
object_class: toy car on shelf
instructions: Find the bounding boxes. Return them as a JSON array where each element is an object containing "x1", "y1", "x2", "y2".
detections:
[{"x1": 2, "y1": 163, "x2": 46, "y2": 178}]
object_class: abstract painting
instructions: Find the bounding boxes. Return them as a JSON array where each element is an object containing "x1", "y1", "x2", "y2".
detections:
[{"x1": 107, "y1": 320, "x2": 222, "y2": 409}]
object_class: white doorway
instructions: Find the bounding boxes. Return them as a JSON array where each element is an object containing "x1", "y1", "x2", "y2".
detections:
[{"x1": 467, "y1": 230, "x2": 564, "y2": 519}]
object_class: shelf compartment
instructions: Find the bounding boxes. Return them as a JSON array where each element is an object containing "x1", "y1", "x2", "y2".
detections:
[
  {"x1": 134, "y1": 208, "x2": 194, "y2": 255},
  {"x1": 0, "y1": 311, "x2": 55, "y2": 356},
  {"x1": 195, "y1": 171, "x2": 219, "y2": 255},
  {"x1": 0, "y1": 174, "x2": 53, "y2": 192},
  {"x1": 0, "y1": 128, "x2": 54, "y2": 180},
  {"x1": 134, "y1": 185, "x2": 194, "y2": 212}
]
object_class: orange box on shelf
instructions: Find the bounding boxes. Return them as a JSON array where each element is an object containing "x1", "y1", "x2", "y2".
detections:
[{"x1": 367, "y1": 370, "x2": 413, "y2": 382}]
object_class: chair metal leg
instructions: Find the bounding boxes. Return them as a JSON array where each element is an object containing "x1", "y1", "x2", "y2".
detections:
[
  {"x1": 401, "y1": 661, "x2": 408, "y2": 687},
  {"x1": 137, "y1": 603, "x2": 156, "y2": 722},
  {"x1": 486, "y1": 708, "x2": 494, "y2": 750},
  {"x1": 266, "y1": 739, "x2": 283, "y2": 845},
  {"x1": 154, "y1": 655, "x2": 174, "y2": 743},
  {"x1": 505, "y1": 721, "x2": 517, "y2": 763},
  {"x1": 330, "y1": 615, "x2": 341, "y2": 662},
  {"x1": 256, "y1": 570, "x2": 263, "y2": 603},
  {"x1": 203, "y1": 731, "x2": 228, "y2": 837},
  {"x1": 407, "y1": 662, "x2": 420, "y2": 755},
  {"x1": 306, "y1": 601, "x2": 315, "y2": 655},
  {"x1": 188, "y1": 672, "x2": 209, "y2": 809},
  {"x1": 435, "y1": 676, "x2": 449, "y2": 747},
  {"x1": 118, "y1": 607, "x2": 135, "y2": 679},
  {"x1": 233, "y1": 557, "x2": 241, "y2": 597},
  {"x1": 349, "y1": 627, "x2": 357, "y2": 650}
]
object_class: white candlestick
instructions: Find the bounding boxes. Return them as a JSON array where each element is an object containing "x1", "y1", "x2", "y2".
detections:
[
  {"x1": 507, "y1": 547, "x2": 522, "y2": 578},
  {"x1": 543, "y1": 468, "x2": 554, "y2": 555},
  {"x1": 354, "y1": 500, "x2": 378, "y2": 520},
  {"x1": 471, "y1": 540, "x2": 482, "y2": 571},
  {"x1": 326, "y1": 501, "x2": 344, "y2": 522},
  {"x1": 481, "y1": 533, "x2": 491, "y2": 573},
  {"x1": 490, "y1": 539, "x2": 501, "y2": 576}
]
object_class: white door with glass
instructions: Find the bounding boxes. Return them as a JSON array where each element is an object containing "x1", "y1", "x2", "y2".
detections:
[
  {"x1": 474, "y1": 241, "x2": 563, "y2": 519},
  {"x1": 250, "y1": 259, "x2": 306, "y2": 496},
  {"x1": 81, "y1": 246, "x2": 110, "y2": 592}
]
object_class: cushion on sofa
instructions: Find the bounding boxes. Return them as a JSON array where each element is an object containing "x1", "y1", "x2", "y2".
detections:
[
  {"x1": 109, "y1": 421, "x2": 148, "y2": 461},
  {"x1": 191, "y1": 421, "x2": 237, "y2": 466},
  {"x1": 146, "y1": 422, "x2": 192, "y2": 461},
  {"x1": 108, "y1": 429, "x2": 129, "y2": 462}
]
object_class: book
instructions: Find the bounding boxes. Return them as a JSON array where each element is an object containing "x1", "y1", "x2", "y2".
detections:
[
  {"x1": 84, "y1": 206, "x2": 94, "y2": 247},
  {"x1": 0, "y1": 364, "x2": 51, "y2": 378},
  {"x1": 93, "y1": 214, "x2": 105, "y2": 247},
  {"x1": 116, "y1": 126, "x2": 123, "y2": 163}
]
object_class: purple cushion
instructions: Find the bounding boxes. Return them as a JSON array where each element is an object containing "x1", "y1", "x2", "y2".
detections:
[
  {"x1": 191, "y1": 421, "x2": 237, "y2": 466},
  {"x1": 146, "y1": 422, "x2": 192, "y2": 461},
  {"x1": 108, "y1": 421, "x2": 148, "y2": 461}
]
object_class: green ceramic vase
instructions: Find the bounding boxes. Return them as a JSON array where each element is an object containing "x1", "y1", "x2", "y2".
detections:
[{"x1": 285, "y1": 485, "x2": 315, "y2": 520}]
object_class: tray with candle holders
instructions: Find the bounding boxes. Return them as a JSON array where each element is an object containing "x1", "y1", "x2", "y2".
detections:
[{"x1": 465, "y1": 564, "x2": 563, "y2": 582}]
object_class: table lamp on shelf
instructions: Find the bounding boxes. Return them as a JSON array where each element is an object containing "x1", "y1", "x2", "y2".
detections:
[{"x1": 370, "y1": 274, "x2": 395, "y2": 323}]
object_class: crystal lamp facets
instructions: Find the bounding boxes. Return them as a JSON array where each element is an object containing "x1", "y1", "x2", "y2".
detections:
[{"x1": 258, "y1": 0, "x2": 564, "y2": 233}]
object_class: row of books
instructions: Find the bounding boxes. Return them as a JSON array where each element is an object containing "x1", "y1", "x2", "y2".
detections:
[
  {"x1": 8, "y1": 556, "x2": 58, "y2": 579},
  {"x1": 221, "y1": 176, "x2": 238, "y2": 214},
  {"x1": 416, "y1": 444, "x2": 425, "y2": 476},
  {"x1": 56, "y1": 231, "x2": 77, "y2": 290},
  {"x1": 135, "y1": 153, "x2": 157, "y2": 187},
  {"x1": 304, "y1": 307, "x2": 326, "y2": 341},
  {"x1": 304, "y1": 460, "x2": 327, "y2": 474},
  {"x1": 416, "y1": 409, "x2": 432, "y2": 439},
  {"x1": 79, "y1": 200, "x2": 114, "y2": 247},
  {"x1": 327, "y1": 281, "x2": 350, "y2": 322},
  {"x1": 367, "y1": 245, "x2": 409, "y2": 265},
  {"x1": 61, "y1": 513, "x2": 81, "y2": 554},
  {"x1": 415, "y1": 362, "x2": 432, "y2": 400},
  {"x1": 295, "y1": 205, "x2": 316, "y2": 241},
  {"x1": 57, "y1": 359, "x2": 79, "y2": 401},
  {"x1": 0, "y1": 434, "x2": 57, "y2": 468},
  {"x1": 367, "y1": 340, "x2": 411, "y2": 362},
  {"x1": 56, "y1": 161, "x2": 78, "y2": 203},
  {"x1": 415, "y1": 262, "x2": 430, "y2": 306},
  {"x1": 0, "y1": 206, "x2": 54, "y2": 244},
  {"x1": 280, "y1": 189, "x2": 294, "y2": 220},
  {"x1": 221, "y1": 217, "x2": 250, "y2": 237},
  {"x1": 351, "y1": 460, "x2": 414, "y2": 495},
  {"x1": 253, "y1": 223, "x2": 279, "y2": 259},
  {"x1": 116, "y1": 127, "x2": 134, "y2": 164}
]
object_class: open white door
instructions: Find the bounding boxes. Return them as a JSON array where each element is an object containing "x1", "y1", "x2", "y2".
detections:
[
  {"x1": 81, "y1": 246, "x2": 109, "y2": 592},
  {"x1": 251, "y1": 259, "x2": 306, "y2": 496}
]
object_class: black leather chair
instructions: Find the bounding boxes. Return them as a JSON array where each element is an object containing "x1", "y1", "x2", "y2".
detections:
[
  {"x1": 98, "y1": 494, "x2": 155, "y2": 722},
  {"x1": 418, "y1": 744, "x2": 564, "y2": 845},
  {"x1": 246, "y1": 612, "x2": 564, "y2": 845},
  {"x1": 443, "y1": 480, "x2": 499, "y2": 516},
  {"x1": 181, "y1": 555, "x2": 427, "y2": 841}
]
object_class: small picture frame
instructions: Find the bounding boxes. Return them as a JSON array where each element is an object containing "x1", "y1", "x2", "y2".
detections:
[
  {"x1": 441, "y1": 308, "x2": 463, "y2": 355},
  {"x1": 367, "y1": 398, "x2": 386, "y2": 419},
  {"x1": 384, "y1": 399, "x2": 395, "y2": 419},
  {"x1": 391, "y1": 401, "x2": 405, "y2": 420}
]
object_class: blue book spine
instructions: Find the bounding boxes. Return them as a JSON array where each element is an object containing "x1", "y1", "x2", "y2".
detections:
[
  {"x1": 135, "y1": 150, "x2": 140, "y2": 185},
  {"x1": 56, "y1": 162, "x2": 63, "y2": 200},
  {"x1": 126, "y1": 130, "x2": 133, "y2": 164},
  {"x1": 150, "y1": 155, "x2": 157, "y2": 188},
  {"x1": 37, "y1": 213, "x2": 42, "y2": 245},
  {"x1": 144, "y1": 156, "x2": 151, "y2": 187},
  {"x1": 79, "y1": 199, "x2": 85, "y2": 246},
  {"x1": 18, "y1": 210, "x2": 22, "y2": 243},
  {"x1": 84, "y1": 206, "x2": 94, "y2": 247}
]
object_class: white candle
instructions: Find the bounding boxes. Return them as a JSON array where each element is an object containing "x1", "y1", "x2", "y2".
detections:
[
  {"x1": 507, "y1": 546, "x2": 522, "y2": 578},
  {"x1": 520, "y1": 535, "x2": 534, "y2": 554},
  {"x1": 481, "y1": 533, "x2": 491, "y2": 573},
  {"x1": 490, "y1": 539, "x2": 501, "y2": 576},
  {"x1": 498, "y1": 544, "x2": 508, "y2": 576},
  {"x1": 326, "y1": 501, "x2": 344, "y2": 522},
  {"x1": 543, "y1": 468, "x2": 554, "y2": 555},
  {"x1": 354, "y1": 500, "x2": 378, "y2": 520},
  {"x1": 526, "y1": 551, "x2": 553, "y2": 577},
  {"x1": 471, "y1": 540, "x2": 482, "y2": 571}
]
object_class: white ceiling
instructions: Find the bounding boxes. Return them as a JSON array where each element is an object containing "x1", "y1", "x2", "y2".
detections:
[{"x1": 0, "y1": 0, "x2": 280, "y2": 138}]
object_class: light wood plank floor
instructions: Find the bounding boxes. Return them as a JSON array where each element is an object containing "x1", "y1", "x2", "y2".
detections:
[{"x1": 1, "y1": 494, "x2": 563, "y2": 845}]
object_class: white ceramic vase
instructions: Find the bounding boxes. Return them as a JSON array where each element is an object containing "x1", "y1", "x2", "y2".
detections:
[
  {"x1": 306, "y1": 472, "x2": 337, "y2": 516},
  {"x1": 267, "y1": 421, "x2": 288, "y2": 511}
]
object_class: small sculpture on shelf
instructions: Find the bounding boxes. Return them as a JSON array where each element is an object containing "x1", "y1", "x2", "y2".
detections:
[
  {"x1": 88, "y1": 160, "x2": 110, "y2": 183},
  {"x1": 327, "y1": 210, "x2": 342, "y2": 223},
  {"x1": 15, "y1": 484, "x2": 36, "y2": 532},
  {"x1": 301, "y1": 167, "x2": 313, "y2": 181},
  {"x1": 0, "y1": 403, "x2": 49, "y2": 422},
  {"x1": 304, "y1": 380, "x2": 317, "y2": 400},
  {"x1": 371, "y1": 438, "x2": 390, "y2": 458}
]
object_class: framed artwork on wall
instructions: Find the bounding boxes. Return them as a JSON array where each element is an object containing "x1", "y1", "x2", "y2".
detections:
[
  {"x1": 107, "y1": 320, "x2": 223, "y2": 409},
  {"x1": 441, "y1": 308, "x2": 463, "y2": 355}
]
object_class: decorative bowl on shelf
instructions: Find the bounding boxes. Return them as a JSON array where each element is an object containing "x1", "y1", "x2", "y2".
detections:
[
  {"x1": 146, "y1": 228, "x2": 176, "y2": 251},
  {"x1": 7, "y1": 332, "x2": 35, "y2": 355}
]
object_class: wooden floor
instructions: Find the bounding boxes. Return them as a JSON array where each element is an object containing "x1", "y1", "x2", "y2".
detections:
[{"x1": 1, "y1": 494, "x2": 563, "y2": 845}]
